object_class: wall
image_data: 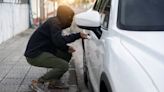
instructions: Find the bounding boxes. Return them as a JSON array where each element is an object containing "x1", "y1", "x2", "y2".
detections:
[{"x1": 0, "y1": 3, "x2": 29, "y2": 44}]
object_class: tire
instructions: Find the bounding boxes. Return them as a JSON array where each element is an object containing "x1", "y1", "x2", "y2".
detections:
[
  {"x1": 100, "y1": 74, "x2": 113, "y2": 92},
  {"x1": 100, "y1": 82, "x2": 108, "y2": 92}
]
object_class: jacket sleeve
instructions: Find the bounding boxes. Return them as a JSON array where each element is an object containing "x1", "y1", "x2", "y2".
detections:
[
  {"x1": 63, "y1": 33, "x2": 81, "y2": 43},
  {"x1": 50, "y1": 27, "x2": 81, "y2": 52}
]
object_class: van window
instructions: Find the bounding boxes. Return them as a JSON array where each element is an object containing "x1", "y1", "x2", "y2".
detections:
[{"x1": 118, "y1": 0, "x2": 164, "y2": 31}]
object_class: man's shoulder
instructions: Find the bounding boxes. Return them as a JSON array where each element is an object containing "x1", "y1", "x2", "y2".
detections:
[
  {"x1": 48, "y1": 17, "x2": 62, "y2": 31},
  {"x1": 47, "y1": 17, "x2": 57, "y2": 22}
]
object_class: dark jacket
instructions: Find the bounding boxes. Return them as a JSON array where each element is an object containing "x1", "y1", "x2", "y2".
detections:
[{"x1": 24, "y1": 17, "x2": 80, "y2": 58}]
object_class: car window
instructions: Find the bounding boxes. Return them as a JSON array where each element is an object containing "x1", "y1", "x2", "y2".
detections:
[
  {"x1": 118, "y1": 0, "x2": 164, "y2": 31},
  {"x1": 93, "y1": 0, "x2": 107, "y2": 12},
  {"x1": 93, "y1": 0, "x2": 101, "y2": 11},
  {"x1": 100, "y1": 0, "x2": 111, "y2": 30}
]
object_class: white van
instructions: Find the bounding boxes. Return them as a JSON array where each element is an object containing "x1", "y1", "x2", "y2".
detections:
[{"x1": 75, "y1": 0, "x2": 164, "y2": 92}]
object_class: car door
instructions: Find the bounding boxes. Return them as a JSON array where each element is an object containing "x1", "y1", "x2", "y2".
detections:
[{"x1": 84, "y1": 0, "x2": 111, "y2": 87}]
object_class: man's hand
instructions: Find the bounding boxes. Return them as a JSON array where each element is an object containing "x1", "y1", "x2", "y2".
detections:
[
  {"x1": 80, "y1": 32, "x2": 89, "y2": 39},
  {"x1": 68, "y1": 46, "x2": 76, "y2": 53}
]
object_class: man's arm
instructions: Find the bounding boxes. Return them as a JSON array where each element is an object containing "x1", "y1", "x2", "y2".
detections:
[
  {"x1": 50, "y1": 23, "x2": 87, "y2": 51},
  {"x1": 62, "y1": 33, "x2": 81, "y2": 43},
  {"x1": 51, "y1": 31, "x2": 85, "y2": 52},
  {"x1": 51, "y1": 30, "x2": 69, "y2": 51}
]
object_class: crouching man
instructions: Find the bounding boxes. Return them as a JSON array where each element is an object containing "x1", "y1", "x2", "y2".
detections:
[{"x1": 24, "y1": 5, "x2": 87, "y2": 90}]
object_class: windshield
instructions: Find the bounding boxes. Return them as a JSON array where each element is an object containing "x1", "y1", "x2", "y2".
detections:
[{"x1": 118, "y1": 0, "x2": 164, "y2": 31}]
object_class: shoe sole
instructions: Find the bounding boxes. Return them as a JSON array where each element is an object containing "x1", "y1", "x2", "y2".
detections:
[
  {"x1": 29, "y1": 84, "x2": 45, "y2": 92},
  {"x1": 48, "y1": 85, "x2": 69, "y2": 89}
]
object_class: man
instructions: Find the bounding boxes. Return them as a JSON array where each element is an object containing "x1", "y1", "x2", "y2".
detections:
[{"x1": 24, "y1": 5, "x2": 87, "y2": 89}]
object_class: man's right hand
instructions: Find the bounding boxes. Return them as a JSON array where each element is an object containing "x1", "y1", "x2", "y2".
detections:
[{"x1": 80, "y1": 32, "x2": 89, "y2": 39}]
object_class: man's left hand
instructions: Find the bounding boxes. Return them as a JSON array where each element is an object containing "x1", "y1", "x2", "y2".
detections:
[{"x1": 68, "y1": 46, "x2": 76, "y2": 53}]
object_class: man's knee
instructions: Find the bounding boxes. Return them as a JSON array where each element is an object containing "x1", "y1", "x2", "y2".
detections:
[
  {"x1": 26, "y1": 57, "x2": 35, "y2": 66},
  {"x1": 62, "y1": 63, "x2": 69, "y2": 72},
  {"x1": 65, "y1": 53, "x2": 72, "y2": 61},
  {"x1": 55, "y1": 50, "x2": 72, "y2": 62}
]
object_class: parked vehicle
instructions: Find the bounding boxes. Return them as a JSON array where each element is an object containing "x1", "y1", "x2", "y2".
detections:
[{"x1": 75, "y1": 0, "x2": 164, "y2": 92}]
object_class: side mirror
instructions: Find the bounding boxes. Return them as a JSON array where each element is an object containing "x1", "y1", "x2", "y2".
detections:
[{"x1": 74, "y1": 10, "x2": 101, "y2": 30}]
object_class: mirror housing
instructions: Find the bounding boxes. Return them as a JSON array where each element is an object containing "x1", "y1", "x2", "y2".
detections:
[{"x1": 75, "y1": 10, "x2": 101, "y2": 30}]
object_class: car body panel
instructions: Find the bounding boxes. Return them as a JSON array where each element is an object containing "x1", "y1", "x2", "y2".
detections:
[
  {"x1": 75, "y1": 0, "x2": 164, "y2": 92},
  {"x1": 119, "y1": 30, "x2": 164, "y2": 92},
  {"x1": 84, "y1": 30, "x2": 105, "y2": 92}
]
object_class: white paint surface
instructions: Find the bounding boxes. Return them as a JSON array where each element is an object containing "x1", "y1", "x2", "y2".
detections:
[{"x1": 0, "y1": 3, "x2": 29, "y2": 44}]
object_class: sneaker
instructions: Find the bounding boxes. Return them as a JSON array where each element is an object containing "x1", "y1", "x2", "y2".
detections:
[
  {"x1": 30, "y1": 80, "x2": 47, "y2": 92},
  {"x1": 48, "y1": 80, "x2": 69, "y2": 89}
]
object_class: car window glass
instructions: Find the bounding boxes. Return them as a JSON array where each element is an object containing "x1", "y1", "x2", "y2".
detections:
[
  {"x1": 93, "y1": 0, "x2": 101, "y2": 11},
  {"x1": 100, "y1": 0, "x2": 111, "y2": 30},
  {"x1": 118, "y1": 0, "x2": 164, "y2": 31},
  {"x1": 93, "y1": 0, "x2": 106, "y2": 12}
]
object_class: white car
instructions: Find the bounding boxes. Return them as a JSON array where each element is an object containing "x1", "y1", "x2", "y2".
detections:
[{"x1": 75, "y1": 0, "x2": 164, "y2": 92}]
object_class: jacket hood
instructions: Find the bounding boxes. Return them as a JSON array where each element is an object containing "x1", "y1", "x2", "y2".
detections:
[{"x1": 57, "y1": 5, "x2": 74, "y2": 29}]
